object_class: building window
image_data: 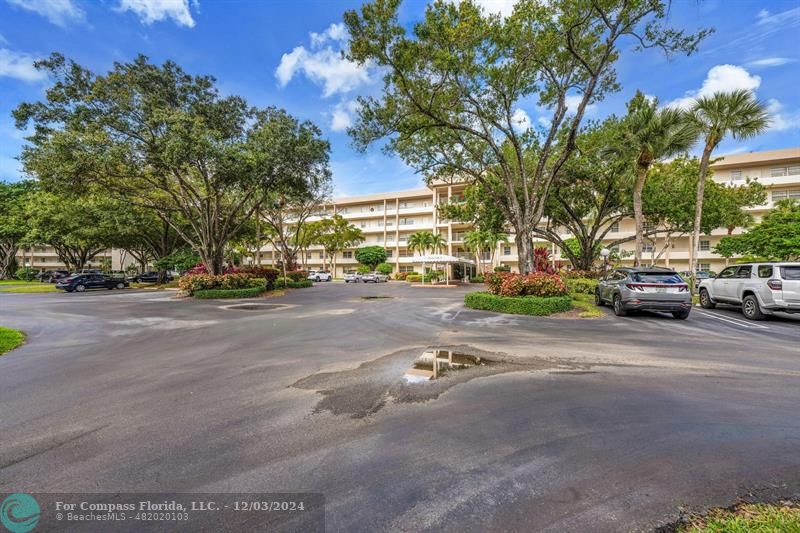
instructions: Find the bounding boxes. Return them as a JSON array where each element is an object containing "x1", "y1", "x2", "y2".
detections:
[
  {"x1": 699, "y1": 240, "x2": 710, "y2": 251},
  {"x1": 771, "y1": 167, "x2": 788, "y2": 177},
  {"x1": 343, "y1": 251, "x2": 353, "y2": 259},
  {"x1": 698, "y1": 263, "x2": 710, "y2": 272},
  {"x1": 730, "y1": 170, "x2": 743, "y2": 180},
  {"x1": 399, "y1": 218, "x2": 414, "y2": 225},
  {"x1": 385, "y1": 250, "x2": 393, "y2": 258},
  {"x1": 359, "y1": 222, "x2": 367, "y2": 228},
  {"x1": 609, "y1": 222, "x2": 619, "y2": 233},
  {"x1": 643, "y1": 222, "x2": 656, "y2": 233},
  {"x1": 642, "y1": 244, "x2": 655, "y2": 253},
  {"x1": 772, "y1": 189, "x2": 800, "y2": 201},
  {"x1": 503, "y1": 246, "x2": 511, "y2": 255},
  {"x1": 306, "y1": 253, "x2": 311, "y2": 259},
  {"x1": 339, "y1": 207, "x2": 349, "y2": 214},
  {"x1": 789, "y1": 165, "x2": 800, "y2": 176},
  {"x1": 318, "y1": 252, "x2": 324, "y2": 259},
  {"x1": 399, "y1": 265, "x2": 415, "y2": 273}
]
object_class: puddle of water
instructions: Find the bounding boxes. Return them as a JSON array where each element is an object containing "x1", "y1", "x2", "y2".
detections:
[
  {"x1": 360, "y1": 296, "x2": 394, "y2": 300},
  {"x1": 403, "y1": 349, "x2": 486, "y2": 383},
  {"x1": 222, "y1": 303, "x2": 287, "y2": 311}
]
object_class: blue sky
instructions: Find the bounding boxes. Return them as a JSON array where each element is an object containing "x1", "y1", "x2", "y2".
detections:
[{"x1": 1, "y1": 0, "x2": 799, "y2": 196}]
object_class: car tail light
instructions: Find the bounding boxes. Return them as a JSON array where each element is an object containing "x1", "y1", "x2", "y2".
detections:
[
  {"x1": 767, "y1": 279, "x2": 783, "y2": 290},
  {"x1": 625, "y1": 284, "x2": 645, "y2": 292},
  {"x1": 678, "y1": 285, "x2": 688, "y2": 292}
]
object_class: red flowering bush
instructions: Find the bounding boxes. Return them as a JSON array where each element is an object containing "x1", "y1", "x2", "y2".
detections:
[
  {"x1": 179, "y1": 273, "x2": 257, "y2": 295},
  {"x1": 185, "y1": 263, "x2": 239, "y2": 275},
  {"x1": 485, "y1": 272, "x2": 567, "y2": 297},
  {"x1": 285, "y1": 270, "x2": 308, "y2": 282},
  {"x1": 239, "y1": 266, "x2": 280, "y2": 283},
  {"x1": 533, "y1": 247, "x2": 556, "y2": 273}
]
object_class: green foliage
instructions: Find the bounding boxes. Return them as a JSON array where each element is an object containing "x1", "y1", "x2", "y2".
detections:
[
  {"x1": 277, "y1": 278, "x2": 313, "y2": 289},
  {"x1": 0, "y1": 326, "x2": 26, "y2": 355},
  {"x1": 308, "y1": 214, "x2": 364, "y2": 268},
  {"x1": 485, "y1": 272, "x2": 568, "y2": 297},
  {"x1": 0, "y1": 180, "x2": 36, "y2": 279},
  {"x1": 570, "y1": 293, "x2": 604, "y2": 318},
  {"x1": 179, "y1": 273, "x2": 259, "y2": 295},
  {"x1": 437, "y1": 179, "x2": 506, "y2": 234},
  {"x1": 376, "y1": 262, "x2": 393, "y2": 275},
  {"x1": 285, "y1": 270, "x2": 308, "y2": 282},
  {"x1": 464, "y1": 292, "x2": 572, "y2": 316},
  {"x1": 677, "y1": 502, "x2": 800, "y2": 533},
  {"x1": 355, "y1": 246, "x2": 388, "y2": 268},
  {"x1": 715, "y1": 200, "x2": 800, "y2": 260},
  {"x1": 565, "y1": 278, "x2": 598, "y2": 295},
  {"x1": 192, "y1": 287, "x2": 266, "y2": 299},
  {"x1": 155, "y1": 249, "x2": 201, "y2": 273},
  {"x1": 14, "y1": 267, "x2": 39, "y2": 281},
  {"x1": 15, "y1": 54, "x2": 330, "y2": 275},
  {"x1": 356, "y1": 264, "x2": 371, "y2": 274},
  {"x1": 469, "y1": 276, "x2": 484, "y2": 283},
  {"x1": 344, "y1": 0, "x2": 709, "y2": 273}
]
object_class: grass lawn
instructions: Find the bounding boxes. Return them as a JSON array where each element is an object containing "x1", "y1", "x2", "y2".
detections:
[
  {"x1": 0, "y1": 280, "x2": 41, "y2": 285},
  {"x1": 0, "y1": 327, "x2": 25, "y2": 355},
  {"x1": 570, "y1": 293, "x2": 604, "y2": 318},
  {"x1": 0, "y1": 284, "x2": 58, "y2": 293},
  {"x1": 678, "y1": 502, "x2": 800, "y2": 532}
]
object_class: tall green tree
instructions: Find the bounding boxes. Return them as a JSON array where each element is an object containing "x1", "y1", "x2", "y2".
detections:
[
  {"x1": 344, "y1": 0, "x2": 709, "y2": 273},
  {"x1": 623, "y1": 91, "x2": 697, "y2": 266},
  {"x1": 715, "y1": 200, "x2": 800, "y2": 261},
  {"x1": 686, "y1": 89, "x2": 770, "y2": 274},
  {"x1": 355, "y1": 245, "x2": 388, "y2": 269},
  {"x1": 309, "y1": 214, "x2": 364, "y2": 273},
  {"x1": 14, "y1": 54, "x2": 330, "y2": 274},
  {"x1": 0, "y1": 180, "x2": 36, "y2": 279},
  {"x1": 407, "y1": 231, "x2": 434, "y2": 256}
]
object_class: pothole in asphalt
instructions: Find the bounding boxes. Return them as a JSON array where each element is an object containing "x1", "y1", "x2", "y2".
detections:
[
  {"x1": 221, "y1": 303, "x2": 289, "y2": 311},
  {"x1": 360, "y1": 296, "x2": 394, "y2": 300},
  {"x1": 292, "y1": 345, "x2": 580, "y2": 418}
]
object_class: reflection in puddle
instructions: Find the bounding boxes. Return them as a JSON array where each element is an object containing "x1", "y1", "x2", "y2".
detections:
[
  {"x1": 222, "y1": 303, "x2": 287, "y2": 311},
  {"x1": 403, "y1": 349, "x2": 486, "y2": 383}
]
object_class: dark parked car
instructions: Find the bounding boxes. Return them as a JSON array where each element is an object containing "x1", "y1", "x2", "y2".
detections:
[
  {"x1": 56, "y1": 274, "x2": 129, "y2": 292},
  {"x1": 596, "y1": 267, "x2": 692, "y2": 319},
  {"x1": 36, "y1": 270, "x2": 70, "y2": 283},
  {"x1": 128, "y1": 271, "x2": 173, "y2": 283}
]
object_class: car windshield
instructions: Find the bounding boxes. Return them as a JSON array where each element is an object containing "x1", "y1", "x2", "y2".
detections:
[
  {"x1": 631, "y1": 272, "x2": 683, "y2": 284},
  {"x1": 781, "y1": 266, "x2": 800, "y2": 280}
]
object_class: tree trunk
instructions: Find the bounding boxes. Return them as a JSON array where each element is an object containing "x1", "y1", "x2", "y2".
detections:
[
  {"x1": 690, "y1": 142, "x2": 716, "y2": 276},
  {"x1": 0, "y1": 242, "x2": 19, "y2": 279},
  {"x1": 515, "y1": 230, "x2": 534, "y2": 275},
  {"x1": 633, "y1": 165, "x2": 648, "y2": 267}
]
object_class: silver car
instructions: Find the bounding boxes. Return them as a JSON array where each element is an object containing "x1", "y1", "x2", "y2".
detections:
[
  {"x1": 307, "y1": 270, "x2": 332, "y2": 282},
  {"x1": 596, "y1": 267, "x2": 692, "y2": 319},
  {"x1": 698, "y1": 262, "x2": 800, "y2": 320}
]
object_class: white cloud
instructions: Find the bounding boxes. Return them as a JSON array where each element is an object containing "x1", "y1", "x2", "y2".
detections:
[
  {"x1": 746, "y1": 57, "x2": 795, "y2": 68},
  {"x1": 565, "y1": 94, "x2": 597, "y2": 115},
  {"x1": 330, "y1": 100, "x2": 359, "y2": 132},
  {"x1": 116, "y1": 0, "x2": 197, "y2": 27},
  {"x1": 448, "y1": 0, "x2": 518, "y2": 18},
  {"x1": 756, "y1": 6, "x2": 800, "y2": 26},
  {"x1": 310, "y1": 23, "x2": 347, "y2": 48},
  {"x1": 6, "y1": 0, "x2": 85, "y2": 27},
  {"x1": 275, "y1": 23, "x2": 372, "y2": 98},
  {"x1": 0, "y1": 48, "x2": 46, "y2": 82},
  {"x1": 766, "y1": 99, "x2": 800, "y2": 131},
  {"x1": 510, "y1": 108, "x2": 531, "y2": 131},
  {"x1": 666, "y1": 64, "x2": 761, "y2": 110}
]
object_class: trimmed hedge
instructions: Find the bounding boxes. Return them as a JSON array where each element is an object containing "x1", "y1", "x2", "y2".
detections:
[
  {"x1": 464, "y1": 291, "x2": 572, "y2": 316},
  {"x1": 565, "y1": 277, "x2": 598, "y2": 295},
  {"x1": 193, "y1": 287, "x2": 266, "y2": 299},
  {"x1": 277, "y1": 278, "x2": 313, "y2": 289}
]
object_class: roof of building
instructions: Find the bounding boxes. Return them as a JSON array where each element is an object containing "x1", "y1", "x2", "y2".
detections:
[{"x1": 710, "y1": 147, "x2": 800, "y2": 169}]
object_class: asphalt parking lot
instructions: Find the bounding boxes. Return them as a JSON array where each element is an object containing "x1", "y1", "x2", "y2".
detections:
[{"x1": 1, "y1": 282, "x2": 799, "y2": 532}]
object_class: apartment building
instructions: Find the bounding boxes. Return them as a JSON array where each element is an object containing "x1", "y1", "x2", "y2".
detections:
[{"x1": 15, "y1": 147, "x2": 800, "y2": 277}]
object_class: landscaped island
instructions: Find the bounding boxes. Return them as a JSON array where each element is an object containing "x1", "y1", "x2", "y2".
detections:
[{"x1": 0, "y1": 327, "x2": 25, "y2": 355}]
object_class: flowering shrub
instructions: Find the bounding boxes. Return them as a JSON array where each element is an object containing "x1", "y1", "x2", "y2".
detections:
[
  {"x1": 239, "y1": 266, "x2": 279, "y2": 283},
  {"x1": 394, "y1": 271, "x2": 410, "y2": 281},
  {"x1": 485, "y1": 272, "x2": 567, "y2": 297},
  {"x1": 285, "y1": 270, "x2": 308, "y2": 282},
  {"x1": 185, "y1": 263, "x2": 239, "y2": 275},
  {"x1": 533, "y1": 247, "x2": 556, "y2": 273},
  {"x1": 178, "y1": 273, "x2": 256, "y2": 295}
]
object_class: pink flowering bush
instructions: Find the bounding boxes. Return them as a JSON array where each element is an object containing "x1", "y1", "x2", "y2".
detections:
[
  {"x1": 484, "y1": 272, "x2": 567, "y2": 297},
  {"x1": 179, "y1": 273, "x2": 257, "y2": 295}
]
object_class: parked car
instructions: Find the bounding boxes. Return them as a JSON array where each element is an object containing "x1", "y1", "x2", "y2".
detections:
[
  {"x1": 37, "y1": 270, "x2": 70, "y2": 283},
  {"x1": 307, "y1": 270, "x2": 332, "y2": 282},
  {"x1": 127, "y1": 271, "x2": 174, "y2": 283},
  {"x1": 56, "y1": 274, "x2": 129, "y2": 292},
  {"x1": 698, "y1": 262, "x2": 800, "y2": 320},
  {"x1": 344, "y1": 273, "x2": 361, "y2": 283},
  {"x1": 372, "y1": 272, "x2": 389, "y2": 283},
  {"x1": 596, "y1": 267, "x2": 692, "y2": 319}
]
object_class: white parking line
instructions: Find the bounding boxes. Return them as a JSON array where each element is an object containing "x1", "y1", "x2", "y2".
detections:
[{"x1": 694, "y1": 309, "x2": 769, "y2": 329}]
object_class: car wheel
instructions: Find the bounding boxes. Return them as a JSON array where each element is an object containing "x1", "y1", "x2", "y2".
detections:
[
  {"x1": 117, "y1": 282, "x2": 125, "y2": 289},
  {"x1": 672, "y1": 310, "x2": 690, "y2": 320},
  {"x1": 699, "y1": 288, "x2": 715, "y2": 309},
  {"x1": 742, "y1": 295, "x2": 765, "y2": 321},
  {"x1": 75, "y1": 284, "x2": 86, "y2": 292},
  {"x1": 612, "y1": 294, "x2": 627, "y2": 317},
  {"x1": 594, "y1": 289, "x2": 604, "y2": 306},
  {"x1": 314, "y1": 277, "x2": 320, "y2": 282}
]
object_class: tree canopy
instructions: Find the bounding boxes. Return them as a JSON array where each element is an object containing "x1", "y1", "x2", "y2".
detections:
[
  {"x1": 344, "y1": 0, "x2": 709, "y2": 272},
  {"x1": 0, "y1": 180, "x2": 36, "y2": 279},
  {"x1": 715, "y1": 200, "x2": 800, "y2": 261},
  {"x1": 355, "y1": 246, "x2": 388, "y2": 269},
  {"x1": 15, "y1": 54, "x2": 330, "y2": 274}
]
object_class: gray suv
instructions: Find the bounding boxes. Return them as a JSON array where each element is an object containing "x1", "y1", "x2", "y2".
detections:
[
  {"x1": 698, "y1": 262, "x2": 800, "y2": 320},
  {"x1": 596, "y1": 267, "x2": 692, "y2": 319}
]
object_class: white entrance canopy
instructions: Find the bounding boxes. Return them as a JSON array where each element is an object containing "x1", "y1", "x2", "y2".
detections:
[{"x1": 410, "y1": 254, "x2": 474, "y2": 284}]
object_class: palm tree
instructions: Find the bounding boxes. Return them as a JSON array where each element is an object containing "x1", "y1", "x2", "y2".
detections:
[
  {"x1": 463, "y1": 230, "x2": 488, "y2": 273},
  {"x1": 484, "y1": 230, "x2": 509, "y2": 266},
  {"x1": 407, "y1": 231, "x2": 435, "y2": 279},
  {"x1": 687, "y1": 90, "x2": 770, "y2": 275},
  {"x1": 624, "y1": 91, "x2": 697, "y2": 267},
  {"x1": 430, "y1": 233, "x2": 447, "y2": 254}
]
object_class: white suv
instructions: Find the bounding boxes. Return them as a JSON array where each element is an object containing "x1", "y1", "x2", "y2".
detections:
[
  {"x1": 307, "y1": 270, "x2": 332, "y2": 282},
  {"x1": 698, "y1": 262, "x2": 800, "y2": 320}
]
